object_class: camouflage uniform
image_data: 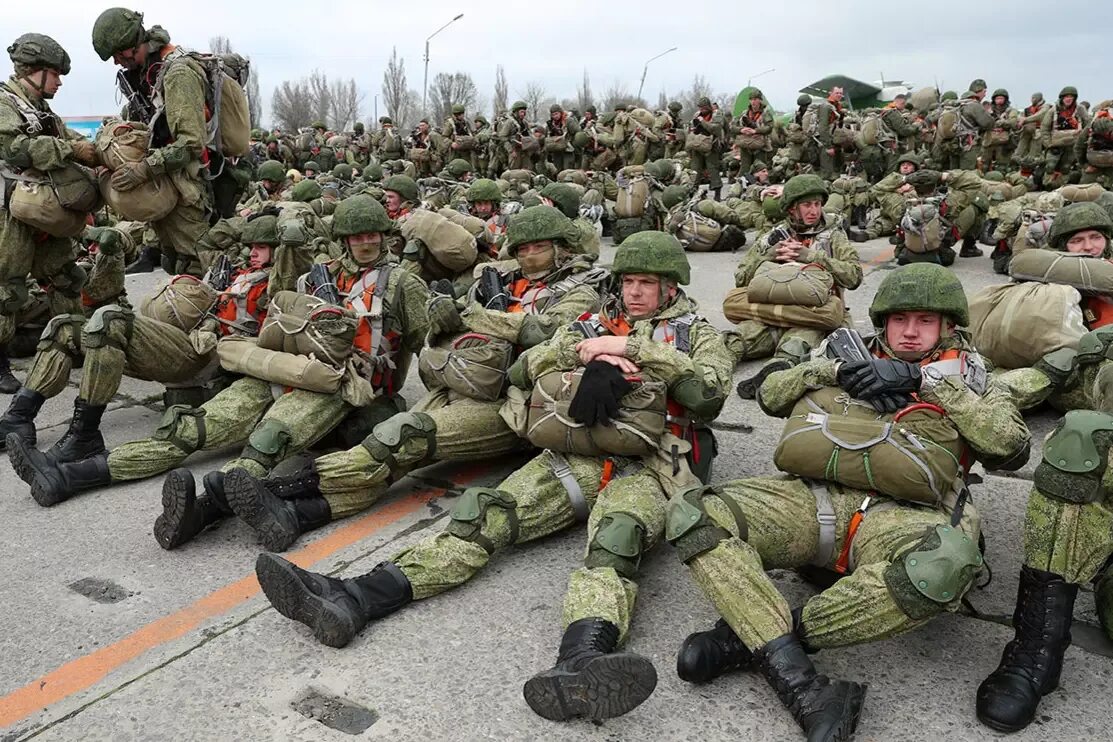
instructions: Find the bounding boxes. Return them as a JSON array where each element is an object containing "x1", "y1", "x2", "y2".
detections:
[
  {"x1": 497, "y1": 102, "x2": 536, "y2": 172},
  {"x1": 1042, "y1": 87, "x2": 1089, "y2": 188},
  {"x1": 957, "y1": 90, "x2": 995, "y2": 171},
  {"x1": 672, "y1": 264, "x2": 1030, "y2": 740},
  {"x1": 544, "y1": 104, "x2": 580, "y2": 173},
  {"x1": 688, "y1": 97, "x2": 725, "y2": 193},
  {"x1": 982, "y1": 89, "x2": 1020, "y2": 173},
  {"x1": 372, "y1": 118, "x2": 405, "y2": 162},
  {"x1": 1012, "y1": 93, "x2": 1049, "y2": 170},
  {"x1": 730, "y1": 91, "x2": 775, "y2": 179},
  {"x1": 254, "y1": 232, "x2": 734, "y2": 723}
]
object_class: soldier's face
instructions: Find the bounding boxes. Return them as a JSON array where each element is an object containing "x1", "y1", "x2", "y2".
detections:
[
  {"x1": 516, "y1": 240, "x2": 556, "y2": 277},
  {"x1": 112, "y1": 45, "x2": 147, "y2": 71},
  {"x1": 1065, "y1": 229, "x2": 1108, "y2": 257},
  {"x1": 790, "y1": 198, "x2": 824, "y2": 227},
  {"x1": 830, "y1": 87, "x2": 844, "y2": 101},
  {"x1": 885, "y1": 311, "x2": 945, "y2": 358},
  {"x1": 33, "y1": 69, "x2": 63, "y2": 97},
  {"x1": 622, "y1": 274, "x2": 675, "y2": 319},
  {"x1": 470, "y1": 200, "x2": 495, "y2": 217},
  {"x1": 384, "y1": 192, "x2": 402, "y2": 212},
  {"x1": 1063, "y1": 95, "x2": 1076, "y2": 108},
  {"x1": 893, "y1": 98, "x2": 906, "y2": 109},
  {"x1": 899, "y1": 162, "x2": 917, "y2": 175},
  {"x1": 994, "y1": 96, "x2": 1006, "y2": 107},
  {"x1": 262, "y1": 179, "x2": 280, "y2": 193},
  {"x1": 347, "y1": 233, "x2": 383, "y2": 265},
  {"x1": 755, "y1": 169, "x2": 769, "y2": 183},
  {"x1": 249, "y1": 245, "x2": 273, "y2": 269}
]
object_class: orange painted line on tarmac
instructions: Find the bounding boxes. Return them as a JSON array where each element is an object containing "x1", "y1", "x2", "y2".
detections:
[
  {"x1": 0, "y1": 465, "x2": 484, "y2": 730},
  {"x1": 865, "y1": 246, "x2": 895, "y2": 268}
]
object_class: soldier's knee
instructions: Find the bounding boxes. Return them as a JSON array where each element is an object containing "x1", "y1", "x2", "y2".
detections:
[
  {"x1": 37, "y1": 314, "x2": 84, "y2": 358},
  {"x1": 152, "y1": 404, "x2": 207, "y2": 454},
  {"x1": 777, "y1": 336, "x2": 814, "y2": 366},
  {"x1": 1077, "y1": 326, "x2": 1113, "y2": 366},
  {"x1": 50, "y1": 263, "x2": 88, "y2": 298},
  {"x1": 1033, "y1": 347, "x2": 1079, "y2": 390},
  {"x1": 1033, "y1": 410, "x2": 1113, "y2": 504},
  {"x1": 361, "y1": 411, "x2": 437, "y2": 469},
  {"x1": 241, "y1": 419, "x2": 292, "y2": 470},
  {"x1": 585, "y1": 512, "x2": 647, "y2": 579},
  {"x1": 445, "y1": 487, "x2": 518, "y2": 553},
  {"x1": 666, "y1": 485, "x2": 748, "y2": 563},
  {"x1": 82, "y1": 304, "x2": 133, "y2": 350},
  {"x1": 884, "y1": 524, "x2": 982, "y2": 620}
]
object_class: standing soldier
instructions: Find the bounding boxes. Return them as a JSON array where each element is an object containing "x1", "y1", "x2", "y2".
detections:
[
  {"x1": 982, "y1": 89, "x2": 1019, "y2": 173},
  {"x1": 688, "y1": 96, "x2": 725, "y2": 197},
  {"x1": 372, "y1": 116, "x2": 405, "y2": 162},
  {"x1": 442, "y1": 103, "x2": 477, "y2": 170},
  {"x1": 1042, "y1": 86, "x2": 1089, "y2": 189},
  {"x1": 497, "y1": 100, "x2": 535, "y2": 171},
  {"x1": 662, "y1": 101, "x2": 685, "y2": 158},
  {"x1": 1013, "y1": 93, "x2": 1050, "y2": 174},
  {"x1": 731, "y1": 90, "x2": 775, "y2": 179},
  {"x1": 955, "y1": 83, "x2": 995, "y2": 171},
  {"x1": 544, "y1": 103, "x2": 579, "y2": 173},
  {"x1": 1, "y1": 34, "x2": 99, "y2": 393}
]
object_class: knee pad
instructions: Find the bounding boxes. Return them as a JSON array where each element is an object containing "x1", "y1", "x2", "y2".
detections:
[
  {"x1": 1033, "y1": 347, "x2": 1079, "y2": 390},
  {"x1": 0, "y1": 280, "x2": 29, "y2": 315},
  {"x1": 445, "y1": 487, "x2": 518, "y2": 553},
  {"x1": 36, "y1": 313, "x2": 84, "y2": 359},
  {"x1": 152, "y1": 405, "x2": 207, "y2": 453},
  {"x1": 362, "y1": 411, "x2": 437, "y2": 470},
  {"x1": 82, "y1": 304, "x2": 134, "y2": 351},
  {"x1": 666, "y1": 485, "x2": 748, "y2": 563},
  {"x1": 242, "y1": 418, "x2": 293, "y2": 470},
  {"x1": 586, "y1": 512, "x2": 646, "y2": 580},
  {"x1": 1077, "y1": 326, "x2": 1113, "y2": 366},
  {"x1": 884, "y1": 524, "x2": 982, "y2": 620},
  {"x1": 1034, "y1": 410, "x2": 1113, "y2": 503}
]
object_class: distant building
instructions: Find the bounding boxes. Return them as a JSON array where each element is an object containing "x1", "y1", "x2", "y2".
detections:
[{"x1": 63, "y1": 116, "x2": 111, "y2": 139}]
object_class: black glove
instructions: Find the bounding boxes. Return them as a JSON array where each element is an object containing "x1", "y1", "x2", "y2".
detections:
[
  {"x1": 429, "y1": 278, "x2": 455, "y2": 296},
  {"x1": 568, "y1": 360, "x2": 634, "y2": 426},
  {"x1": 839, "y1": 358, "x2": 922, "y2": 399}
]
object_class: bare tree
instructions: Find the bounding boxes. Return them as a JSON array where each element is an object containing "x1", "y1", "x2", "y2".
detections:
[
  {"x1": 520, "y1": 81, "x2": 548, "y2": 122},
  {"x1": 307, "y1": 70, "x2": 331, "y2": 125},
  {"x1": 382, "y1": 47, "x2": 417, "y2": 130},
  {"x1": 678, "y1": 74, "x2": 715, "y2": 114},
  {"x1": 430, "y1": 72, "x2": 479, "y2": 124},
  {"x1": 601, "y1": 80, "x2": 644, "y2": 113},
  {"x1": 271, "y1": 80, "x2": 313, "y2": 131},
  {"x1": 657, "y1": 89, "x2": 668, "y2": 112},
  {"x1": 493, "y1": 65, "x2": 509, "y2": 119},
  {"x1": 576, "y1": 69, "x2": 594, "y2": 113},
  {"x1": 209, "y1": 36, "x2": 261, "y2": 127},
  {"x1": 208, "y1": 35, "x2": 232, "y2": 55},
  {"x1": 328, "y1": 78, "x2": 364, "y2": 131}
]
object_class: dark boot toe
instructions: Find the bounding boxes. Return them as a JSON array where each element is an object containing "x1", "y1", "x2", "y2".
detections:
[{"x1": 255, "y1": 553, "x2": 359, "y2": 648}]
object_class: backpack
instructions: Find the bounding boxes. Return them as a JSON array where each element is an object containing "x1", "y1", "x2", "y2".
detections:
[
  {"x1": 901, "y1": 203, "x2": 945, "y2": 254},
  {"x1": 160, "y1": 49, "x2": 251, "y2": 158},
  {"x1": 857, "y1": 111, "x2": 895, "y2": 146},
  {"x1": 801, "y1": 104, "x2": 822, "y2": 137}
]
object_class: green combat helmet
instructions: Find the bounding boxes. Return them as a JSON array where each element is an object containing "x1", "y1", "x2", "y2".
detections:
[
  {"x1": 256, "y1": 160, "x2": 286, "y2": 182},
  {"x1": 241, "y1": 213, "x2": 280, "y2": 246},
  {"x1": 91, "y1": 7, "x2": 145, "y2": 61},
  {"x1": 362, "y1": 163, "x2": 384, "y2": 182},
  {"x1": 797, "y1": 94, "x2": 812, "y2": 107},
  {"x1": 8, "y1": 33, "x2": 71, "y2": 75},
  {"x1": 697, "y1": 96, "x2": 711, "y2": 108},
  {"x1": 1049, "y1": 202, "x2": 1113, "y2": 251},
  {"x1": 290, "y1": 179, "x2": 322, "y2": 203},
  {"x1": 969, "y1": 79, "x2": 988, "y2": 93},
  {"x1": 451, "y1": 103, "x2": 465, "y2": 115},
  {"x1": 540, "y1": 182, "x2": 581, "y2": 219},
  {"x1": 1059, "y1": 86, "x2": 1078, "y2": 100},
  {"x1": 992, "y1": 88, "x2": 1009, "y2": 102},
  {"x1": 612, "y1": 231, "x2": 690, "y2": 285},
  {"x1": 332, "y1": 194, "x2": 392, "y2": 237},
  {"x1": 504, "y1": 205, "x2": 574, "y2": 256},
  {"x1": 782, "y1": 174, "x2": 828, "y2": 210},
  {"x1": 668, "y1": 101, "x2": 682, "y2": 114},
  {"x1": 550, "y1": 103, "x2": 563, "y2": 114},
  {"x1": 661, "y1": 185, "x2": 689, "y2": 211},
  {"x1": 511, "y1": 100, "x2": 528, "y2": 113},
  {"x1": 869, "y1": 263, "x2": 969, "y2": 328},
  {"x1": 332, "y1": 163, "x2": 354, "y2": 182},
  {"x1": 381, "y1": 174, "x2": 419, "y2": 204},
  {"x1": 303, "y1": 160, "x2": 321, "y2": 173},
  {"x1": 466, "y1": 178, "x2": 502, "y2": 203},
  {"x1": 445, "y1": 159, "x2": 472, "y2": 179},
  {"x1": 311, "y1": 120, "x2": 326, "y2": 131},
  {"x1": 941, "y1": 91, "x2": 958, "y2": 102}
]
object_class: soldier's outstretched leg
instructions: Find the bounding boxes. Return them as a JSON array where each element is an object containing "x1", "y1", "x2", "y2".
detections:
[
  {"x1": 223, "y1": 465, "x2": 332, "y2": 552},
  {"x1": 154, "y1": 469, "x2": 233, "y2": 550},
  {"x1": 524, "y1": 470, "x2": 665, "y2": 721}
]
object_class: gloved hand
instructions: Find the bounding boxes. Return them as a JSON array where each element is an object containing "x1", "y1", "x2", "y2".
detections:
[
  {"x1": 904, "y1": 169, "x2": 941, "y2": 189},
  {"x1": 70, "y1": 139, "x2": 98, "y2": 166},
  {"x1": 839, "y1": 358, "x2": 922, "y2": 400},
  {"x1": 568, "y1": 360, "x2": 634, "y2": 426},
  {"x1": 426, "y1": 294, "x2": 464, "y2": 340},
  {"x1": 429, "y1": 278, "x2": 455, "y2": 297},
  {"x1": 110, "y1": 160, "x2": 152, "y2": 192},
  {"x1": 83, "y1": 226, "x2": 120, "y2": 255}
]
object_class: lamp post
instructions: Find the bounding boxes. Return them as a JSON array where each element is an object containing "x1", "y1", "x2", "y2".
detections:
[
  {"x1": 637, "y1": 46, "x2": 678, "y2": 101},
  {"x1": 747, "y1": 68, "x2": 775, "y2": 87},
  {"x1": 422, "y1": 13, "x2": 464, "y2": 119}
]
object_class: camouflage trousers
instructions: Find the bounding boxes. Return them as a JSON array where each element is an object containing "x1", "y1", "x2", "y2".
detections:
[
  {"x1": 677, "y1": 475, "x2": 981, "y2": 650},
  {"x1": 1080, "y1": 166, "x2": 1113, "y2": 189},
  {"x1": 1023, "y1": 485, "x2": 1113, "y2": 587},
  {"x1": 689, "y1": 151, "x2": 723, "y2": 191},
  {"x1": 866, "y1": 193, "x2": 907, "y2": 239},
  {"x1": 982, "y1": 143, "x2": 1013, "y2": 172},
  {"x1": 106, "y1": 377, "x2": 351, "y2": 482},
  {"x1": 0, "y1": 287, "x2": 55, "y2": 356},
  {"x1": 314, "y1": 389, "x2": 530, "y2": 519},
  {"x1": 1044, "y1": 146, "x2": 1078, "y2": 180},
  {"x1": 0, "y1": 210, "x2": 83, "y2": 339},
  {"x1": 722, "y1": 321, "x2": 824, "y2": 368},
  {"x1": 1012, "y1": 129, "x2": 1044, "y2": 166},
  {"x1": 391, "y1": 451, "x2": 668, "y2": 641},
  {"x1": 994, "y1": 363, "x2": 1112, "y2": 415},
  {"x1": 152, "y1": 194, "x2": 212, "y2": 276}
]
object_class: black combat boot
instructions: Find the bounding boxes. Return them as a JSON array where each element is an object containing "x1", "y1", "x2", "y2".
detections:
[
  {"x1": 845, "y1": 227, "x2": 870, "y2": 243},
  {"x1": 990, "y1": 240, "x2": 1012, "y2": 275},
  {"x1": 0, "y1": 350, "x2": 21, "y2": 394},
  {"x1": 959, "y1": 235, "x2": 983, "y2": 257},
  {"x1": 224, "y1": 467, "x2": 331, "y2": 551},
  {"x1": 737, "y1": 358, "x2": 792, "y2": 400},
  {"x1": 46, "y1": 398, "x2": 107, "y2": 463},
  {"x1": 153, "y1": 469, "x2": 234, "y2": 550},
  {"x1": 254, "y1": 554, "x2": 413, "y2": 648},
  {"x1": 756, "y1": 633, "x2": 866, "y2": 742},
  {"x1": 853, "y1": 204, "x2": 869, "y2": 230},
  {"x1": 125, "y1": 246, "x2": 161, "y2": 274},
  {"x1": 976, "y1": 566, "x2": 1079, "y2": 733},
  {"x1": 0, "y1": 388, "x2": 45, "y2": 449},
  {"x1": 676, "y1": 618, "x2": 755, "y2": 683},
  {"x1": 523, "y1": 618, "x2": 658, "y2": 721},
  {"x1": 22, "y1": 450, "x2": 112, "y2": 507}
]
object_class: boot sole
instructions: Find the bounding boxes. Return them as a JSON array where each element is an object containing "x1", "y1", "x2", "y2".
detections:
[
  {"x1": 0, "y1": 427, "x2": 35, "y2": 452},
  {"x1": 13, "y1": 438, "x2": 68, "y2": 507},
  {"x1": 153, "y1": 470, "x2": 197, "y2": 550},
  {"x1": 522, "y1": 653, "x2": 658, "y2": 721},
  {"x1": 736, "y1": 360, "x2": 791, "y2": 400},
  {"x1": 823, "y1": 681, "x2": 868, "y2": 742},
  {"x1": 6, "y1": 432, "x2": 37, "y2": 484},
  {"x1": 255, "y1": 553, "x2": 358, "y2": 648},
  {"x1": 225, "y1": 469, "x2": 299, "y2": 552}
]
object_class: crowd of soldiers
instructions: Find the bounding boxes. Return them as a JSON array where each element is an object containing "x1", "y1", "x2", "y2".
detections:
[{"x1": 2, "y1": 10, "x2": 1112, "y2": 740}]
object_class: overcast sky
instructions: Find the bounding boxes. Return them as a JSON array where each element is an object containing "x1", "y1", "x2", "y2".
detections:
[{"x1": 8, "y1": 1, "x2": 1111, "y2": 121}]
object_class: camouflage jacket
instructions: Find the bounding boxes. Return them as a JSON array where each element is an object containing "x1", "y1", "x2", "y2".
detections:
[
  {"x1": 82, "y1": 220, "x2": 146, "y2": 309},
  {"x1": 0, "y1": 76, "x2": 83, "y2": 172},
  {"x1": 740, "y1": 217, "x2": 863, "y2": 290}
]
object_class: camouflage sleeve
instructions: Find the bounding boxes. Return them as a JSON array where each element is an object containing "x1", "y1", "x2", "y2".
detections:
[
  {"x1": 1000, "y1": 109, "x2": 1020, "y2": 130},
  {"x1": 513, "y1": 323, "x2": 585, "y2": 386},
  {"x1": 817, "y1": 104, "x2": 834, "y2": 145},
  {"x1": 147, "y1": 60, "x2": 207, "y2": 175},
  {"x1": 1040, "y1": 109, "x2": 1054, "y2": 137},
  {"x1": 798, "y1": 231, "x2": 863, "y2": 290},
  {"x1": 755, "y1": 109, "x2": 775, "y2": 136},
  {"x1": 461, "y1": 283, "x2": 600, "y2": 348},
  {"x1": 734, "y1": 237, "x2": 777, "y2": 287},
  {"x1": 0, "y1": 101, "x2": 80, "y2": 172},
  {"x1": 83, "y1": 250, "x2": 127, "y2": 306},
  {"x1": 946, "y1": 169, "x2": 984, "y2": 194},
  {"x1": 570, "y1": 218, "x2": 601, "y2": 257},
  {"x1": 966, "y1": 101, "x2": 995, "y2": 131},
  {"x1": 883, "y1": 109, "x2": 918, "y2": 137},
  {"x1": 757, "y1": 358, "x2": 840, "y2": 418},
  {"x1": 870, "y1": 172, "x2": 904, "y2": 196},
  {"x1": 701, "y1": 199, "x2": 744, "y2": 227},
  {"x1": 922, "y1": 378, "x2": 1031, "y2": 467},
  {"x1": 390, "y1": 269, "x2": 431, "y2": 354},
  {"x1": 702, "y1": 112, "x2": 725, "y2": 138},
  {"x1": 990, "y1": 367, "x2": 1054, "y2": 412}
]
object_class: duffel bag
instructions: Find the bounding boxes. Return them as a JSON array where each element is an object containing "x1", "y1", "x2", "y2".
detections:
[
  {"x1": 746, "y1": 262, "x2": 835, "y2": 307},
  {"x1": 902, "y1": 203, "x2": 946, "y2": 254},
  {"x1": 1087, "y1": 149, "x2": 1113, "y2": 169},
  {"x1": 675, "y1": 211, "x2": 723, "y2": 252},
  {"x1": 1008, "y1": 249, "x2": 1113, "y2": 295},
  {"x1": 399, "y1": 209, "x2": 478, "y2": 273},
  {"x1": 418, "y1": 332, "x2": 515, "y2": 401},
  {"x1": 257, "y1": 290, "x2": 357, "y2": 367},
  {"x1": 969, "y1": 281, "x2": 1085, "y2": 369},
  {"x1": 1048, "y1": 129, "x2": 1080, "y2": 149},
  {"x1": 735, "y1": 132, "x2": 767, "y2": 151},
  {"x1": 723, "y1": 286, "x2": 847, "y2": 330},
  {"x1": 774, "y1": 387, "x2": 966, "y2": 506},
  {"x1": 685, "y1": 133, "x2": 713, "y2": 154},
  {"x1": 8, "y1": 163, "x2": 100, "y2": 237},
  {"x1": 544, "y1": 134, "x2": 567, "y2": 153},
  {"x1": 139, "y1": 275, "x2": 218, "y2": 332},
  {"x1": 217, "y1": 336, "x2": 344, "y2": 393}
]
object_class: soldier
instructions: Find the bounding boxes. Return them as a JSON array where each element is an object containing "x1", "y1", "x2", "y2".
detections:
[
  {"x1": 239, "y1": 160, "x2": 288, "y2": 213},
  {"x1": 981, "y1": 89, "x2": 1019, "y2": 173},
  {"x1": 731, "y1": 89, "x2": 775, "y2": 179},
  {"x1": 1, "y1": 33, "x2": 98, "y2": 393},
  {"x1": 472, "y1": 114, "x2": 492, "y2": 176},
  {"x1": 688, "y1": 96, "x2": 725, "y2": 197},
  {"x1": 459, "y1": 178, "x2": 508, "y2": 256},
  {"x1": 1076, "y1": 103, "x2": 1113, "y2": 188},
  {"x1": 408, "y1": 120, "x2": 437, "y2": 178},
  {"x1": 91, "y1": 8, "x2": 248, "y2": 275},
  {"x1": 728, "y1": 175, "x2": 863, "y2": 397},
  {"x1": 848, "y1": 153, "x2": 923, "y2": 243},
  {"x1": 957, "y1": 87, "x2": 996, "y2": 171},
  {"x1": 817, "y1": 86, "x2": 847, "y2": 180},
  {"x1": 1042, "y1": 86, "x2": 1089, "y2": 189},
  {"x1": 544, "y1": 103, "x2": 580, "y2": 173},
  {"x1": 671, "y1": 263, "x2": 1030, "y2": 741},
  {"x1": 539, "y1": 182, "x2": 601, "y2": 257},
  {"x1": 372, "y1": 116, "x2": 405, "y2": 162},
  {"x1": 662, "y1": 101, "x2": 684, "y2": 158},
  {"x1": 1013, "y1": 93, "x2": 1050, "y2": 174},
  {"x1": 442, "y1": 103, "x2": 477, "y2": 170},
  {"x1": 498, "y1": 100, "x2": 535, "y2": 171},
  {"x1": 221, "y1": 205, "x2": 607, "y2": 552},
  {"x1": 253, "y1": 232, "x2": 733, "y2": 722},
  {"x1": 858, "y1": 94, "x2": 921, "y2": 183}
]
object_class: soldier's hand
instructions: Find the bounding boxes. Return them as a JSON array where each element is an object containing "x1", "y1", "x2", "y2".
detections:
[
  {"x1": 426, "y1": 294, "x2": 464, "y2": 339},
  {"x1": 84, "y1": 226, "x2": 121, "y2": 255},
  {"x1": 429, "y1": 278, "x2": 455, "y2": 297},
  {"x1": 568, "y1": 360, "x2": 634, "y2": 426},
  {"x1": 842, "y1": 358, "x2": 922, "y2": 400},
  {"x1": 189, "y1": 328, "x2": 220, "y2": 356},
  {"x1": 110, "y1": 160, "x2": 152, "y2": 192},
  {"x1": 576, "y1": 335, "x2": 629, "y2": 364},
  {"x1": 70, "y1": 139, "x2": 98, "y2": 166}
]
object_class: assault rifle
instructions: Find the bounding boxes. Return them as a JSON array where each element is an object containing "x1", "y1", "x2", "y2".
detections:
[
  {"x1": 477, "y1": 266, "x2": 509, "y2": 312},
  {"x1": 824, "y1": 327, "x2": 871, "y2": 364},
  {"x1": 309, "y1": 262, "x2": 342, "y2": 305},
  {"x1": 116, "y1": 69, "x2": 155, "y2": 123},
  {"x1": 206, "y1": 254, "x2": 235, "y2": 292}
]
